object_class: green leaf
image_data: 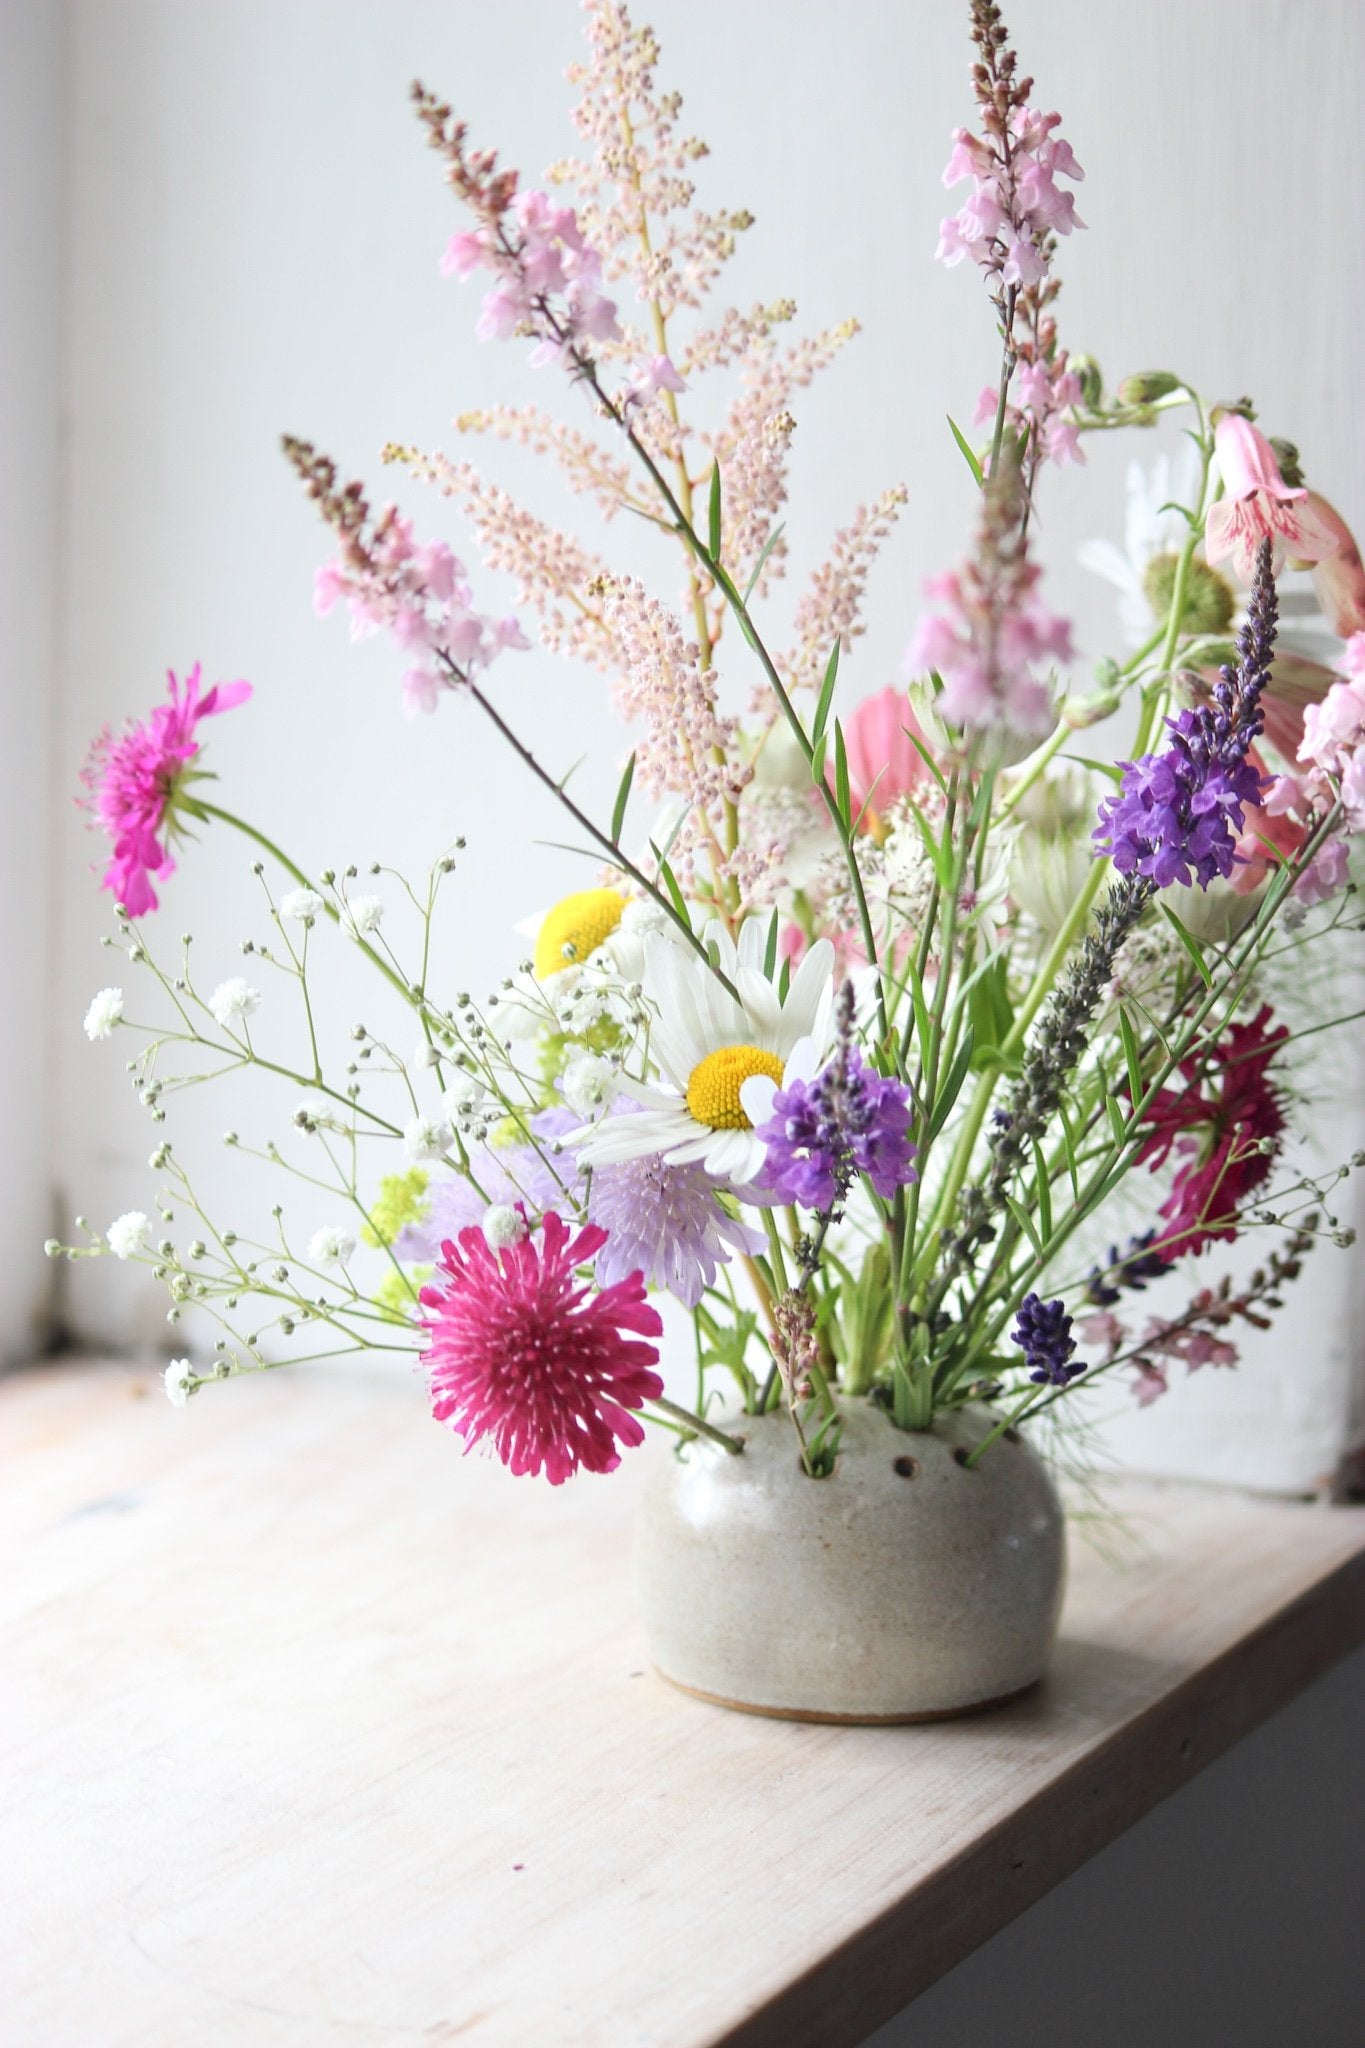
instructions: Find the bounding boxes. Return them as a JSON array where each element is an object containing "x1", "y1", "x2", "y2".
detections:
[
  {"x1": 946, "y1": 413, "x2": 986, "y2": 489},
  {"x1": 833, "y1": 718, "x2": 852, "y2": 830},
  {"x1": 1105, "y1": 1092, "x2": 1128, "y2": 1148},
  {"x1": 809, "y1": 731, "x2": 829, "y2": 786},
  {"x1": 1031, "y1": 1141, "x2": 1053, "y2": 1242},
  {"x1": 909, "y1": 802, "x2": 954, "y2": 890},
  {"x1": 1057, "y1": 1099, "x2": 1082, "y2": 1199},
  {"x1": 1067, "y1": 754, "x2": 1126, "y2": 787},
  {"x1": 743, "y1": 522, "x2": 786, "y2": 603},
  {"x1": 967, "y1": 955, "x2": 1015, "y2": 1070},
  {"x1": 652, "y1": 849, "x2": 690, "y2": 928},
  {"x1": 1158, "y1": 903, "x2": 1215, "y2": 989},
  {"x1": 812, "y1": 638, "x2": 840, "y2": 744},
  {"x1": 762, "y1": 907, "x2": 780, "y2": 980},
  {"x1": 1117, "y1": 1005, "x2": 1145, "y2": 1106},
  {"x1": 707, "y1": 461, "x2": 723, "y2": 561},
  {"x1": 908, "y1": 733, "x2": 950, "y2": 798},
  {"x1": 610, "y1": 750, "x2": 636, "y2": 845},
  {"x1": 927, "y1": 1026, "x2": 976, "y2": 1142},
  {"x1": 1004, "y1": 1194, "x2": 1043, "y2": 1257},
  {"x1": 778, "y1": 953, "x2": 792, "y2": 1003}
]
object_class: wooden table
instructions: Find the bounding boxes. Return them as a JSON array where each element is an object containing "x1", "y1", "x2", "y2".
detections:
[{"x1": 4, "y1": 1359, "x2": 1364, "y2": 2048}]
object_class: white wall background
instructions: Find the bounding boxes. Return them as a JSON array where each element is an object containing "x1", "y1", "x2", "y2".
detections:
[{"x1": 15, "y1": 0, "x2": 1365, "y2": 1485}]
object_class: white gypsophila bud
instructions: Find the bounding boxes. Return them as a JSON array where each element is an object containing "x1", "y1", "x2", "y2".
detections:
[
  {"x1": 83, "y1": 987, "x2": 125, "y2": 1041},
  {"x1": 562, "y1": 1054, "x2": 617, "y2": 1121},
  {"x1": 106, "y1": 1211, "x2": 149, "y2": 1260},
  {"x1": 163, "y1": 1359, "x2": 195, "y2": 1407},
  {"x1": 340, "y1": 894, "x2": 384, "y2": 939},
  {"x1": 482, "y1": 1204, "x2": 527, "y2": 1251},
  {"x1": 404, "y1": 1113, "x2": 454, "y2": 1162},
  {"x1": 413, "y1": 1042, "x2": 441, "y2": 1070},
  {"x1": 308, "y1": 1226, "x2": 357, "y2": 1267},
  {"x1": 279, "y1": 887, "x2": 325, "y2": 924},
  {"x1": 208, "y1": 978, "x2": 262, "y2": 1027}
]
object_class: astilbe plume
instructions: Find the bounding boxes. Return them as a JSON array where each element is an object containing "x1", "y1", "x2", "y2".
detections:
[
  {"x1": 776, "y1": 487, "x2": 909, "y2": 704},
  {"x1": 388, "y1": 446, "x2": 620, "y2": 675},
  {"x1": 419, "y1": 1212, "x2": 663, "y2": 1484},
  {"x1": 600, "y1": 576, "x2": 750, "y2": 888},
  {"x1": 1134, "y1": 1003, "x2": 1288, "y2": 1258},
  {"x1": 80, "y1": 663, "x2": 252, "y2": 915},
  {"x1": 284, "y1": 440, "x2": 528, "y2": 717},
  {"x1": 907, "y1": 445, "x2": 1072, "y2": 737},
  {"x1": 1094, "y1": 537, "x2": 1278, "y2": 888}
]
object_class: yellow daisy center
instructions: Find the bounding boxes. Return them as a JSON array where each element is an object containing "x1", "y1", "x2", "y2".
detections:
[
  {"x1": 686, "y1": 1045, "x2": 785, "y2": 1131},
  {"x1": 534, "y1": 889, "x2": 626, "y2": 980}
]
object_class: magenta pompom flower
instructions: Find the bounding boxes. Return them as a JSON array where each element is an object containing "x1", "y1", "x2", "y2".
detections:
[
  {"x1": 81, "y1": 663, "x2": 251, "y2": 915},
  {"x1": 419, "y1": 1212, "x2": 664, "y2": 1484}
]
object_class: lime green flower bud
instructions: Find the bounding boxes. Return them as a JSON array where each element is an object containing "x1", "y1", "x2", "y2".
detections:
[
  {"x1": 1117, "y1": 371, "x2": 1182, "y2": 406},
  {"x1": 1070, "y1": 354, "x2": 1103, "y2": 407}
]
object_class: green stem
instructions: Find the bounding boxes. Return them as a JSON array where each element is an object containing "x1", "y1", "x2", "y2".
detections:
[{"x1": 648, "y1": 1394, "x2": 746, "y2": 1455}]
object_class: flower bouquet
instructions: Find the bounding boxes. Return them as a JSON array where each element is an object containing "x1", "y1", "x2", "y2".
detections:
[{"x1": 60, "y1": 2, "x2": 1363, "y2": 1717}]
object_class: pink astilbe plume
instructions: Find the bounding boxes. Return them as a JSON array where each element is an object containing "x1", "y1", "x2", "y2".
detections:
[
  {"x1": 284, "y1": 439, "x2": 527, "y2": 717},
  {"x1": 602, "y1": 577, "x2": 751, "y2": 888},
  {"x1": 80, "y1": 663, "x2": 251, "y2": 915},
  {"x1": 907, "y1": 450, "x2": 1070, "y2": 739},
  {"x1": 419, "y1": 1212, "x2": 663, "y2": 1484},
  {"x1": 777, "y1": 487, "x2": 909, "y2": 706}
]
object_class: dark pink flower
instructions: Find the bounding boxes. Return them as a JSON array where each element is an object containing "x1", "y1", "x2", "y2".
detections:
[
  {"x1": 80, "y1": 663, "x2": 251, "y2": 915},
  {"x1": 1134, "y1": 1005, "x2": 1288, "y2": 1258},
  {"x1": 419, "y1": 1213, "x2": 664, "y2": 1485}
]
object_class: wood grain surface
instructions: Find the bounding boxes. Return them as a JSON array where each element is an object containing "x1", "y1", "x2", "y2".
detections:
[{"x1": 4, "y1": 1359, "x2": 1364, "y2": 2048}]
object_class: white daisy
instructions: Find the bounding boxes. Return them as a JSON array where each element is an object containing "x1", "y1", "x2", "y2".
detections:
[
  {"x1": 1078, "y1": 451, "x2": 1201, "y2": 648},
  {"x1": 570, "y1": 919, "x2": 836, "y2": 1184},
  {"x1": 83, "y1": 987, "x2": 125, "y2": 1041}
]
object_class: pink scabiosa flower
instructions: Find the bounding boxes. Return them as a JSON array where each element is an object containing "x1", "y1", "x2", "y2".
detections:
[
  {"x1": 419, "y1": 1213, "x2": 663, "y2": 1484},
  {"x1": 80, "y1": 663, "x2": 251, "y2": 915},
  {"x1": 1205, "y1": 415, "x2": 1339, "y2": 585}
]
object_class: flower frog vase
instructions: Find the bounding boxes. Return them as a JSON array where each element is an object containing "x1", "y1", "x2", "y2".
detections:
[{"x1": 636, "y1": 1398, "x2": 1066, "y2": 1723}]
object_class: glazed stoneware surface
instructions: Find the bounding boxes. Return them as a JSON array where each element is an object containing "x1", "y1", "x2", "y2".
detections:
[{"x1": 636, "y1": 1400, "x2": 1066, "y2": 1722}]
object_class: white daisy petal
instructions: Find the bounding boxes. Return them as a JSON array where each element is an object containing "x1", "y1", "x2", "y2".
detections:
[{"x1": 740, "y1": 1073, "x2": 780, "y2": 1127}]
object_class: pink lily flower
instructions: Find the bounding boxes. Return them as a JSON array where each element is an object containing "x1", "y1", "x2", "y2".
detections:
[
  {"x1": 1296, "y1": 491, "x2": 1365, "y2": 638},
  {"x1": 1204, "y1": 414, "x2": 1339, "y2": 583}
]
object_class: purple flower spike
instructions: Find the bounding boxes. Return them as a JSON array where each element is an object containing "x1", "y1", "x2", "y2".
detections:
[
  {"x1": 757, "y1": 1046, "x2": 917, "y2": 1213},
  {"x1": 1011, "y1": 1293, "x2": 1088, "y2": 1387}
]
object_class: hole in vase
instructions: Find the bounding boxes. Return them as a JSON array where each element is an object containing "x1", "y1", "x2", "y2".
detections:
[
  {"x1": 893, "y1": 1455, "x2": 919, "y2": 1479},
  {"x1": 1003, "y1": 1427, "x2": 1021, "y2": 1444},
  {"x1": 952, "y1": 1446, "x2": 973, "y2": 1469}
]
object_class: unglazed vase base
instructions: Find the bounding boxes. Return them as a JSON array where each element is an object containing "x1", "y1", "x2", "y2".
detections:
[{"x1": 654, "y1": 1667, "x2": 1043, "y2": 1726}]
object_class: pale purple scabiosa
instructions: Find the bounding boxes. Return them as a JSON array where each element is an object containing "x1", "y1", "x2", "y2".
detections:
[
  {"x1": 419, "y1": 1213, "x2": 663, "y2": 1484},
  {"x1": 1093, "y1": 536, "x2": 1278, "y2": 888},
  {"x1": 1011, "y1": 1293, "x2": 1087, "y2": 1386},
  {"x1": 80, "y1": 664, "x2": 251, "y2": 916},
  {"x1": 587, "y1": 1147, "x2": 765, "y2": 1309}
]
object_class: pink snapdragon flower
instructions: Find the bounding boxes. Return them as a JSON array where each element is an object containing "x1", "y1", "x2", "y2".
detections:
[
  {"x1": 1205, "y1": 415, "x2": 1340, "y2": 584},
  {"x1": 908, "y1": 550, "x2": 1071, "y2": 742},
  {"x1": 936, "y1": 105, "x2": 1084, "y2": 285},
  {"x1": 419, "y1": 1212, "x2": 663, "y2": 1485},
  {"x1": 80, "y1": 663, "x2": 251, "y2": 915},
  {"x1": 313, "y1": 505, "x2": 528, "y2": 716},
  {"x1": 441, "y1": 186, "x2": 620, "y2": 366}
]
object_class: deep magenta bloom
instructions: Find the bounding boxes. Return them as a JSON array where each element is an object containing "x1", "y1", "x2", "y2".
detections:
[
  {"x1": 81, "y1": 663, "x2": 251, "y2": 915},
  {"x1": 1135, "y1": 1004, "x2": 1288, "y2": 1258},
  {"x1": 418, "y1": 1212, "x2": 664, "y2": 1484}
]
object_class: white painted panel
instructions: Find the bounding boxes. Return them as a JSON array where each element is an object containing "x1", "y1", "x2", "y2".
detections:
[
  {"x1": 50, "y1": 0, "x2": 1364, "y2": 1483},
  {"x1": 1, "y1": 0, "x2": 66, "y2": 1364}
]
